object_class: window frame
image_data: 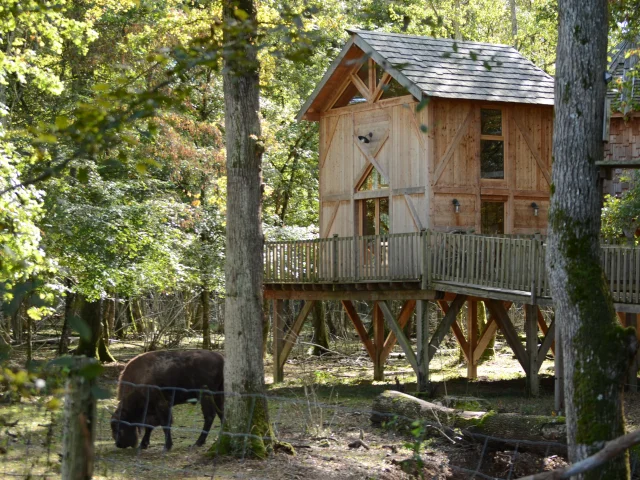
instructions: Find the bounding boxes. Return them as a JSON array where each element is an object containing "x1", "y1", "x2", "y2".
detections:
[{"x1": 479, "y1": 107, "x2": 506, "y2": 182}]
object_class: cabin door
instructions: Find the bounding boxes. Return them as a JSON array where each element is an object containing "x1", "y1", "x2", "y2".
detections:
[{"x1": 481, "y1": 201, "x2": 505, "y2": 235}]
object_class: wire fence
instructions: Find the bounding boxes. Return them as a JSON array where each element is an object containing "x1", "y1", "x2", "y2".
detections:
[{"x1": 3, "y1": 374, "x2": 640, "y2": 480}]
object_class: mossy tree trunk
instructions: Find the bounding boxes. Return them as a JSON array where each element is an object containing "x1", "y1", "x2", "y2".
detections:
[
  {"x1": 210, "y1": 0, "x2": 272, "y2": 459},
  {"x1": 311, "y1": 301, "x2": 330, "y2": 356},
  {"x1": 75, "y1": 297, "x2": 116, "y2": 363},
  {"x1": 548, "y1": 1, "x2": 637, "y2": 476},
  {"x1": 59, "y1": 279, "x2": 75, "y2": 354}
]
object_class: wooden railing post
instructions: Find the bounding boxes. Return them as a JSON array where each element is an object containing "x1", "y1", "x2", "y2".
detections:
[
  {"x1": 530, "y1": 234, "x2": 539, "y2": 304},
  {"x1": 352, "y1": 235, "x2": 359, "y2": 281},
  {"x1": 421, "y1": 229, "x2": 429, "y2": 290},
  {"x1": 332, "y1": 234, "x2": 339, "y2": 282},
  {"x1": 62, "y1": 356, "x2": 97, "y2": 480}
]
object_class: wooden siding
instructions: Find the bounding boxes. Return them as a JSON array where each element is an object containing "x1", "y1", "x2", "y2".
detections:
[
  {"x1": 429, "y1": 98, "x2": 553, "y2": 234},
  {"x1": 604, "y1": 117, "x2": 640, "y2": 164}
]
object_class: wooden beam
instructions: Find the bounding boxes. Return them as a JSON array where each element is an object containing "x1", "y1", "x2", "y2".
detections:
[
  {"x1": 434, "y1": 107, "x2": 474, "y2": 184},
  {"x1": 404, "y1": 194, "x2": 424, "y2": 230},
  {"x1": 537, "y1": 318, "x2": 555, "y2": 366},
  {"x1": 319, "y1": 117, "x2": 340, "y2": 169},
  {"x1": 525, "y1": 304, "x2": 539, "y2": 395},
  {"x1": 429, "y1": 295, "x2": 467, "y2": 360},
  {"x1": 378, "y1": 301, "x2": 418, "y2": 373},
  {"x1": 468, "y1": 300, "x2": 479, "y2": 379},
  {"x1": 341, "y1": 300, "x2": 375, "y2": 361},
  {"x1": 372, "y1": 72, "x2": 391, "y2": 102},
  {"x1": 349, "y1": 73, "x2": 371, "y2": 101},
  {"x1": 373, "y1": 303, "x2": 385, "y2": 381},
  {"x1": 437, "y1": 300, "x2": 469, "y2": 358},
  {"x1": 322, "y1": 202, "x2": 340, "y2": 238},
  {"x1": 416, "y1": 300, "x2": 430, "y2": 392},
  {"x1": 265, "y1": 289, "x2": 437, "y2": 301},
  {"x1": 272, "y1": 300, "x2": 284, "y2": 383},
  {"x1": 512, "y1": 114, "x2": 552, "y2": 186},
  {"x1": 354, "y1": 135, "x2": 390, "y2": 183},
  {"x1": 278, "y1": 301, "x2": 316, "y2": 369},
  {"x1": 473, "y1": 318, "x2": 498, "y2": 363},
  {"x1": 486, "y1": 300, "x2": 529, "y2": 375},
  {"x1": 381, "y1": 300, "x2": 416, "y2": 363}
]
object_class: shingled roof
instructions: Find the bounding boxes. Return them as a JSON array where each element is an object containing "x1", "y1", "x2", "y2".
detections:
[
  {"x1": 298, "y1": 30, "x2": 554, "y2": 120},
  {"x1": 607, "y1": 38, "x2": 639, "y2": 111}
]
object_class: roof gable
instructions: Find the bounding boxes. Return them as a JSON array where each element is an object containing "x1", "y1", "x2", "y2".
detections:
[{"x1": 298, "y1": 30, "x2": 555, "y2": 121}]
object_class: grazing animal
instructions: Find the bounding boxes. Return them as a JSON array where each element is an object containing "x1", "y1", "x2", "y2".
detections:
[{"x1": 111, "y1": 350, "x2": 224, "y2": 451}]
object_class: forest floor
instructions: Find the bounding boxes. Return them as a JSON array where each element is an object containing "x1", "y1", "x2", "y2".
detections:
[{"x1": 2, "y1": 335, "x2": 640, "y2": 479}]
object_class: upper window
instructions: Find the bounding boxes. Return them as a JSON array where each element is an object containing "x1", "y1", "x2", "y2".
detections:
[
  {"x1": 380, "y1": 77, "x2": 410, "y2": 99},
  {"x1": 358, "y1": 166, "x2": 389, "y2": 191},
  {"x1": 480, "y1": 108, "x2": 504, "y2": 179}
]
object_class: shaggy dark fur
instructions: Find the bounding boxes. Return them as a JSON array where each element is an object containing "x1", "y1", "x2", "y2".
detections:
[{"x1": 111, "y1": 349, "x2": 224, "y2": 451}]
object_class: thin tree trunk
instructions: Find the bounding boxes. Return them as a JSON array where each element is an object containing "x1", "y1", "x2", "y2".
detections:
[
  {"x1": 114, "y1": 293, "x2": 124, "y2": 340},
  {"x1": 548, "y1": 1, "x2": 636, "y2": 476},
  {"x1": 193, "y1": 297, "x2": 203, "y2": 330},
  {"x1": 75, "y1": 297, "x2": 116, "y2": 362},
  {"x1": 25, "y1": 308, "x2": 32, "y2": 365},
  {"x1": 453, "y1": 0, "x2": 462, "y2": 40},
  {"x1": 202, "y1": 289, "x2": 211, "y2": 349},
  {"x1": 509, "y1": 0, "x2": 517, "y2": 41},
  {"x1": 311, "y1": 301, "x2": 330, "y2": 356},
  {"x1": 59, "y1": 284, "x2": 75, "y2": 355},
  {"x1": 211, "y1": 0, "x2": 272, "y2": 458}
]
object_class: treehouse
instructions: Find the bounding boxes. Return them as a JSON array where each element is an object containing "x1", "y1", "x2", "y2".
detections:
[{"x1": 264, "y1": 30, "x2": 640, "y2": 399}]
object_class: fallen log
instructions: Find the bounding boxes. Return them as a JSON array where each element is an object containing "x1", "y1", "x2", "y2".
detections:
[{"x1": 371, "y1": 390, "x2": 566, "y2": 453}]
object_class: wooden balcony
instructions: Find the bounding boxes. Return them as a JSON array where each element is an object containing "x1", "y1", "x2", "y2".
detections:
[{"x1": 264, "y1": 230, "x2": 640, "y2": 309}]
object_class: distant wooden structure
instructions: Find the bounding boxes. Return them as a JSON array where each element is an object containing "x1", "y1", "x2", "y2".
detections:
[{"x1": 265, "y1": 30, "x2": 640, "y2": 396}]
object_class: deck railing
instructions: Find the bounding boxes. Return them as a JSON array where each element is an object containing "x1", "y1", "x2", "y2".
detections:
[{"x1": 264, "y1": 231, "x2": 640, "y2": 303}]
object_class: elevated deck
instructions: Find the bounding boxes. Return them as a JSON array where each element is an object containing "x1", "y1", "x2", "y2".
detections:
[{"x1": 264, "y1": 230, "x2": 640, "y2": 311}]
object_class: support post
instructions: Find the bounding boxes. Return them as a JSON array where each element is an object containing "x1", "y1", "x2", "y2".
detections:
[
  {"x1": 467, "y1": 300, "x2": 478, "y2": 379},
  {"x1": 625, "y1": 312, "x2": 638, "y2": 392},
  {"x1": 420, "y1": 229, "x2": 429, "y2": 290},
  {"x1": 554, "y1": 325, "x2": 564, "y2": 413},
  {"x1": 373, "y1": 302, "x2": 385, "y2": 381},
  {"x1": 62, "y1": 356, "x2": 97, "y2": 480},
  {"x1": 525, "y1": 304, "x2": 539, "y2": 395},
  {"x1": 272, "y1": 299, "x2": 284, "y2": 383},
  {"x1": 416, "y1": 300, "x2": 430, "y2": 392},
  {"x1": 332, "y1": 234, "x2": 339, "y2": 282}
]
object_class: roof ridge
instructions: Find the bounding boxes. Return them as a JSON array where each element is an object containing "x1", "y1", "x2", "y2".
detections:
[{"x1": 347, "y1": 28, "x2": 515, "y2": 50}]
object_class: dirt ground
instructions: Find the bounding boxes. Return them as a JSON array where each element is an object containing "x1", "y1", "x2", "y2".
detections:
[{"x1": 2, "y1": 335, "x2": 640, "y2": 479}]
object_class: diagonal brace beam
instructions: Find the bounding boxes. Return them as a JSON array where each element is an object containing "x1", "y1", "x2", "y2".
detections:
[
  {"x1": 429, "y1": 295, "x2": 467, "y2": 360},
  {"x1": 378, "y1": 301, "x2": 418, "y2": 373},
  {"x1": 279, "y1": 300, "x2": 316, "y2": 369}
]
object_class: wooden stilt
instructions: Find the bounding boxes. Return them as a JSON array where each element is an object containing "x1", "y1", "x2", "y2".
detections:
[
  {"x1": 467, "y1": 301, "x2": 478, "y2": 379},
  {"x1": 525, "y1": 304, "x2": 539, "y2": 395},
  {"x1": 625, "y1": 312, "x2": 638, "y2": 392},
  {"x1": 378, "y1": 301, "x2": 418, "y2": 374},
  {"x1": 373, "y1": 302, "x2": 385, "y2": 381},
  {"x1": 416, "y1": 300, "x2": 430, "y2": 392},
  {"x1": 278, "y1": 301, "x2": 315, "y2": 371},
  {"x1": 272, "y1": 299, "x2": 284, "y2": 383},
  {"x1": 554, "y1": 325, "x2": 564, "y2": 413}
]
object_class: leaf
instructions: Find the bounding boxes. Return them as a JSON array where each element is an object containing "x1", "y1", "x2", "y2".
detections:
[
  {"x1": 234, "y1": 8, "x2": 249, "y2": 20},
  {"x1": 55, "y1": 116, "x2": 70, "y2": 129},
  {"x1": 469, "y1": 51, "x2": 478, "y2": 61},
  {"x1": 135, "y1": 162, "x2": 148, "y2": 175},
  {"x1": 91, "y1": 385, "x2": 111, "y2": 400},
  {"x1": 46, "y1": 356, "x2": 76, "y2": 368},
  {"x1": 45, "y1": 397, "x2": 62, "y2": 411},
  {"x1": 79, "y1": 361, "x2": 103, "y2": 380},
  {"x1": 68, "y1": 315, "x2": 91, "y2": 342}
]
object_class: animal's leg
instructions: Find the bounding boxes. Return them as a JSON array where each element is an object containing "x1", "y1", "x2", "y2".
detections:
[
  {"x1": 139, "y1": 427, "x2": 153, "y2": 449},
  {"x1": 194, "y1": 397, "x2": 214, "y2": 447},
  {"x1": 163, "y1": 426, "x2": 173, "y2": 451}
]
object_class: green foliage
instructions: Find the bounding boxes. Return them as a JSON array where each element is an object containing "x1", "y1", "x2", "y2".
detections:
[{"x1": 601, "y1": 172, "x2": 640, "y2": 244}]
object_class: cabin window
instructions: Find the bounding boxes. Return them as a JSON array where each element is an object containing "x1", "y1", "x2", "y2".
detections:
[
  {"x1": 360, "y1": 197, "x2": 389, "y2": 236},
  {"x1": 358, "y1": 165, "x2": 389, "y2": 191},
  {"x1": 332, "y1": 82, "x2": 367, "y2": 109},
  {"x1": 480, "y1": 108, "x2": 504, "y2": 179},
  {"x1": 380, "y1": 77, "x2": 410, "y2": 99},
  {"x1": 481, "y1": 201, "x2": 505, "y2": 234}
]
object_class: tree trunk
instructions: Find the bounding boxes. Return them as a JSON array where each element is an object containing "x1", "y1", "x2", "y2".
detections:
[
  {"x1": 114, "y1": 294, "x2": 124, "y2": 340},
  {"x1": 509, "y1": 0, "x2": 517, "y2": 41},
  {"x1": 193, "y1": 297, "x2": 203, "y2": 330},
  {"x1": 59, "y1": 287, "x2": 75, "y2": 355},
  {"x1": 371, "y1": 390, "x2": 566, "y2": 454},
  {"x1": 75, "y1": 297, "x2": 116, "y2": 362},
  {"x1": 311, "y1": 301, "x2": 330, "y2": 356},
  {"x1": 211, "y1": 0, "x2": 272, "y2": 459},
  {"x1": 548, "y1": 1, "x2": 637, "y2": 476},
  {"x1": 202, "y1": 289, "x2": 211, "y2": 349},
  {"x1": 25, "y1": 308, "x2": 32, "y2": 365}
]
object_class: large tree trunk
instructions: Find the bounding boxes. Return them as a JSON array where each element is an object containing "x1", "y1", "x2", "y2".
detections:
[
  {"x1": 548, "y1": 1, "x2": 637, "y2": 477},
  {"x1": 509, "y1": 0, "x2": 517, "y2": 41},
  {"x1": 75, "y1": 297, "x2": 116, "y2": 362},
  {"x1": 211, "y1": 0, "x2": 272, "y2": 459},
  {"x1": 201, "y1": 289, "x2": 211, "y2": 349}
]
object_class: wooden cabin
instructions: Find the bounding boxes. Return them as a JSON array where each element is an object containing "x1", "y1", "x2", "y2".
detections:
[
  {"x1": 602, "y1": 38, "x2": 640, "y2": 196},
  {"x1": 298, "y1": 30, "x2": 554, "y2": 238},
  {"x1": 265, "y1": 30, "x2": 640, "y2": 398}
]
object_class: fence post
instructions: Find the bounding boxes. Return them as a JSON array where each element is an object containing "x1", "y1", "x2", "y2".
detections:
[
  {"x1": 62, "y1": 356, "x2": 98, "y2": 480},
  {"x1": 332, "y1": 234, "x2": 339, "y2": 282}
]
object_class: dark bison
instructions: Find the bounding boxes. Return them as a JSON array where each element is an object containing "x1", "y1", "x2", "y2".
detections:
[{"x1": 111, "y1": 350, "x2": 224, "y2": 451}]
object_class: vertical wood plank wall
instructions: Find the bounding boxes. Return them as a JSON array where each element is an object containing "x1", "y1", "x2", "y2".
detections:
[{"x1": 318, "y1": 96, "x2": 554, "y2": 238}]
